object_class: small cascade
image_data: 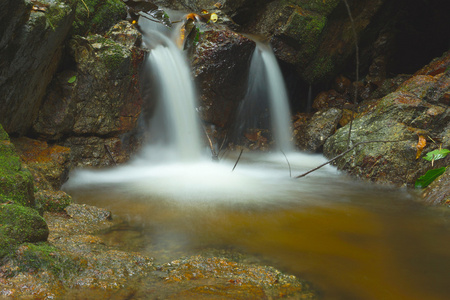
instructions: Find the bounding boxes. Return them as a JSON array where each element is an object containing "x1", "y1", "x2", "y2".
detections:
[
  {"x1": 235, "y1": 43, "x2": 294, "y2": 152},
  {"x1": 140, "y1": 19, "x2": 203, "y2": 162}
]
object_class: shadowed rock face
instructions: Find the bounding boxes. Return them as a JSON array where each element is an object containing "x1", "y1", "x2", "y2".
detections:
[
  {"x1": 191, "y1": 28, "x2": 255, "y2": 128},
  {"x1": 0, "y1": 0, "x2": 76, "y2": 135}
]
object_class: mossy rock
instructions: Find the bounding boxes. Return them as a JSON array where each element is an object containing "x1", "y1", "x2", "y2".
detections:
[
  {"x1": 0, "y1": 204, "x2": 49, "y2": 258},
  {"x1": 35, "y1": 190, "x2": 73, "y2": 212},
  {"x1": 0, "y1": 124, "x2": 35, "y2": 207},
  {"x1": 72, "y1": 0, "x2": 127, "y2": 35}
]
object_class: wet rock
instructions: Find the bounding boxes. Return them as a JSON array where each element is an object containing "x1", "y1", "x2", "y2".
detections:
[
  {"x1": 0, "y1": 204, "x2": 153, "y2": 298},
  {"x1": 323, "y1": 62, "x2": 450, "y2": 186},
  {"x1": 422, "y1": 168, "x2": 450, "y2": 206},
  {"x1": 66, "y1": 204, "x2": 112, "y2": 223},
  {"x1": 12, "y1": 137, "x2": 73, "y2": 212},
  {"x1": 191, "y1": 27, "x2": 255, "y2": 128},
  {"x1": 33, "y1": 24, "x2": 144, "y2": 140},
  {"x1": 0, "y1": 0, "x2": 76, "y2": 135},
  {"x1": 35, "y1": 190, "x2": 73, "y2": 213},
  {"x1": 12, "y1": 137, "x2": 71, "y2": 190},
  {"x1": 0, "y1": 204, "x2": 49, "y2": 258},
  {"x1": 158, "y1": 255, "x2": 316, "y2": 299},
  {"x1": 298, "y1": 108, "x2": 342, "y2": 152},
  {"x1": 63, "y1": 136, "x2": 129, "y2": 167},
  {"x1": 0, "y1": 125, "x2": 34, "y2": 207}
]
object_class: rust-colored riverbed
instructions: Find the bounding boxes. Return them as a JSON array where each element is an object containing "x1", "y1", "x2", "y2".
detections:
[{"x1": 65, "y1": 152, "x2": 450, "y2": 299}]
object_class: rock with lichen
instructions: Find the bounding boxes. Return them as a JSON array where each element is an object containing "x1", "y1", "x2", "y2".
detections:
[{"x1": 323, "y1": 53, "x2": 450, "y2": 186}]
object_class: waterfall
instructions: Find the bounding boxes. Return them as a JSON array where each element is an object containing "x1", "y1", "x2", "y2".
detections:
[
  {"x1": 235, "y1": 43, "x2": 294, "y2": 152},
  {"x1": 139, "y1": 19, "x2": 203, "y2": 162}
]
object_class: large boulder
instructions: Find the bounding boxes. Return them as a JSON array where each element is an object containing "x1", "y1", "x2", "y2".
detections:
[
  {"x1": 243, "y1": 0, "x2": 386, "y2": 83},
  {"x1": 33, "y1": 22, "x2": 144, "y2": 140},
  {"x1": 0, "y1": 0, "x2": 76, "y2": 135},
  {"x1": 323, "y1": 52, "x2": 450, "y2": 186},
  {"x1": 0, "y1": 125, "x2": 35, "y2": 207},
  {"x1": 190, "y1": 27, "x2": 255, "y2": 128}
]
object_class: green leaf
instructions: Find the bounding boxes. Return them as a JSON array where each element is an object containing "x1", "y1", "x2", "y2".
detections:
[
  {"x1": 415, "y1": 167, "x2": 447, "y2": 188},
  {"x1": 67, "y1": 76, "x2": 77, "y2": 84},
  {"x1": 423, "y1": 148, "x2": 450, "y2": 161}
]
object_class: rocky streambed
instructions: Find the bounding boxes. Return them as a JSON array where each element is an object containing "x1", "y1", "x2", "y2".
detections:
[{"x1": 1, "y1": 203, "x2": 316, "y2": 299}]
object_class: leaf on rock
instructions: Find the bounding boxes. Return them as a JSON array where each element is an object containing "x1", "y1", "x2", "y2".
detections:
[
  {"x1": 67, "y1": 75, "x2": 77, "y2": 84},
  {"x1": 423, "y1": 148, "x2": 450, "y2": 162},
  {"x1": 415, "y1": 135, "x2": 426, "y2": 159},
  {"x1": 415, "y1": 167, "x2": 447, "y2": 188}
]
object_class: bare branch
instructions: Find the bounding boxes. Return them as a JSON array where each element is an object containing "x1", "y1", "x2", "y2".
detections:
[
  {"x1": 342, "y1": 0, "x2": 360, "y2": 150},
  {"x1": 232, "y1": 149, "x2": 244, "y2": 172},
  {"x1": 281, "y1": 150, "x2": 292, "y2": 178},
  {"x1": 295, "y1": 140, "x2": 406, "y2": 179}
]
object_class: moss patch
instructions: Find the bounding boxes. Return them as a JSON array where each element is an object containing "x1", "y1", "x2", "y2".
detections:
[
  {"x1": 73, "y1": 0, "x2": 127, "y2": 35},
  {"x1": 0, "y1": 125, "x2": 35, "y2": 207},
  {"x1": 2, "y1": 242, "x2": 81, "y2": 280},
  {"x1": 0, "y1": 204, "x2": 49, "y2": 259}
]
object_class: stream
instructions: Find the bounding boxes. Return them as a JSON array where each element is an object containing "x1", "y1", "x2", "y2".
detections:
[{"x1": 64, "y1": 152, "x2": 450, "y2": 299}]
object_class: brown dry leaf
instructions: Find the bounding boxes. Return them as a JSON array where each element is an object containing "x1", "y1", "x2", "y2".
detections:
[{"x1": 416, "y1": 135, "x2": 426, "y2": 159}]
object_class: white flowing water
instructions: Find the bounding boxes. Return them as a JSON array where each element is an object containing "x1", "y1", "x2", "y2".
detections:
[
  {"x1": 235, "y1": 43, "x2": 294, "y2": 152},
  {"x1": 259, "y1": 44, "x2": 294, "y2": 152},
  {"x1": 139, "y1": 19, "x2": 203, "y2": 162}
]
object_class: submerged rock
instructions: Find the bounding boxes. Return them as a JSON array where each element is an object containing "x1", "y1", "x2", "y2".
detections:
[{"x1": 157, "y1": 255, "x2": 317, "y2": 299}]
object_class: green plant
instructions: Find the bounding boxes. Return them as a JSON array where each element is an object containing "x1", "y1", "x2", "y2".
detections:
[{"x1": 415, "y1": 147, "x2": 449, "y2": 188}]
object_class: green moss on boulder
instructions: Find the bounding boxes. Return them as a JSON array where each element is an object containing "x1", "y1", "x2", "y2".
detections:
[
  {"x1": 0, "y1": 125, "x2": 35, "y2": 207},
  {"x1": 0, "y1": 204, "x2": 49, "y2": 258}
]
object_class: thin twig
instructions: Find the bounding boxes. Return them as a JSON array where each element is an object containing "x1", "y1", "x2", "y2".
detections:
[
  {"x1": 295, "y1": 140, "x2": 405, "y2": 179},
  {"x1": 104, "y1": 145, "x2": 117, "y2": 165},
  {"x1": 281, "y1": 150, "x2": 292, "y2": 178},
  {"x1": 343, "y1": 0, "x2": 359, "y2": 150},
  {"x1": 232, "y1": 149, "x2": 244, "y2": 172},
  {"x1": 202, "y1": 124, "x2": 219, "y2": 161},
  {"x1": 217, "y1": 132, "x2": 228, "y2": 156}
]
